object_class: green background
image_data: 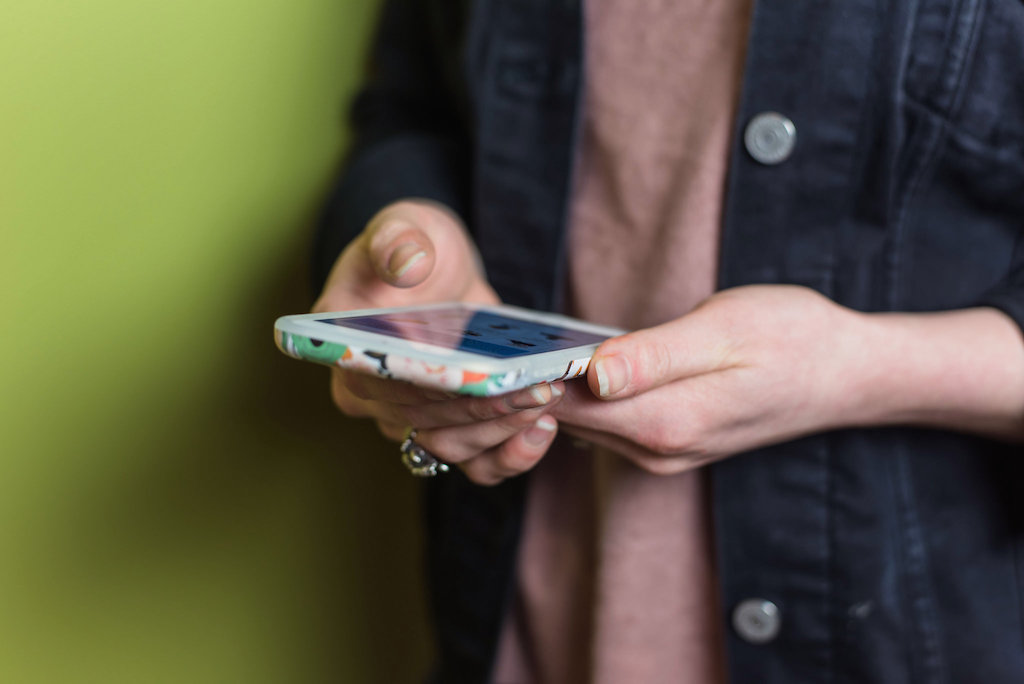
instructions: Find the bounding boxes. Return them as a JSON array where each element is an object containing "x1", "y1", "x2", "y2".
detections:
[{"x1": 1, "y1": 0, "x2": 432, "y2": 681}]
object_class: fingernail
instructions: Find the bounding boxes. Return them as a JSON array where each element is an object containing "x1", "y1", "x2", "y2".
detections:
[
  {"x1": 550, "y1": 383, "x2": 563, "y2": 398},
  {"x1": 507, "y1": 386, "x2": 550, "y2": 410},
  {"x1": 524, "y1": 415, "x2": 557, "y2": 446},
  {"x1": 595, "y1": 355, "x2": 630, "y2": 397},
  {"x1": 388, "y1": 243, "x2": 427, "y2": 278}
]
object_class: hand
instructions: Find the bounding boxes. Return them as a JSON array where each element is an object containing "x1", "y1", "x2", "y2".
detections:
[
  {"x1": 551, "y1": 285, "x2": 877, "y2": 474},
  {"x1": 314, "y1": 199, "x2": 562, "y2": 484},
  {"x1": 553, "y1": 285, "x2": 1024, "y2": 474},
  {"x1": 314, "y1": 199, "x2": 498, "y2": 312}
]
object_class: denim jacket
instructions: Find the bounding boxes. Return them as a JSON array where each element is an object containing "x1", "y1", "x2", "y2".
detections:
[{"x1": 314, "y1": 1, "x2": 1024, "y2": 682}]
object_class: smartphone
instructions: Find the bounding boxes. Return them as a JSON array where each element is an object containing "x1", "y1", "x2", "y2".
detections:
[{"x1": 274, "y1": 302, "x2": 625, "y2": 396}]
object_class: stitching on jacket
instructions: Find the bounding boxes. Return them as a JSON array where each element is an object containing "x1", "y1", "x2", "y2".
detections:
[
  {"x1": 902, "y1": 96, "x2": 1024, "y2": 167},
  {"x1": 893, "y1": 445, "x2": 947, "y2": 684},
  {"x1": 888, "y1": 1, "x2": 987, "y2": 680}
]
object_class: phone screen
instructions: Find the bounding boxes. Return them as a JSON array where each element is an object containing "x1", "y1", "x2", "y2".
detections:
[{"x1": 317, "y1": 307, "x2": 609, "y2": 358}]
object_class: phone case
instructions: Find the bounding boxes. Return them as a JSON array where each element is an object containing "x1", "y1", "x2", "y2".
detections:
[{"x1": 275, "y1": 328, "x2": 593, "y2": 396}]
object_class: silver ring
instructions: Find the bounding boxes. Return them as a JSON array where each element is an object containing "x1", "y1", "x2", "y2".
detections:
[{"x1": 400, "y1": 428, "x2": 450, "y2": 477}]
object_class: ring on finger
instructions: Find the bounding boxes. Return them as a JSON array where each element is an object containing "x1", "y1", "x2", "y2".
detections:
[{"x1": 400, "y1": 428, "x2": 450, "y2": 477}]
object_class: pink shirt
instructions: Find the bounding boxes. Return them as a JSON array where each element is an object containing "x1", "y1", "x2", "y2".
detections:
[{"x1": 494, "y1": 0, "x2": 753, "y2": 682}]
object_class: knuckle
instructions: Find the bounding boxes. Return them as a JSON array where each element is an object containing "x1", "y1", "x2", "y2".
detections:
[
  {"x1": 331, "y1": 382, "x2": 366, "y2": 418},
  {"x1": 632, "y1": 455, "x2": 688, "y2": 476},
  {"x1": 460, "y1": 461, "x2": 503, "y2": 487},
  {"x1": 685, "y1": 407, "x2": 712, "y2": 446},
  {"x1": 495, "y1": 444, "x2": 543, "y2": 476},
  {"x1": 466, "y1": 398, "x2": 501, "y2": 423},
  {"x1": 638, "y1": 422, "x2": 684, "y2": 457},
  {"x1": 342, "y1": 373, "x2": 372, "y2": 400},
  {"x1": 636, "y1": 339, "x2": 673, "y2": 388},
  {"x1": 629, "y1": 417, "x2": 712, "y2": 475},
  {"x1": 396, "y1": 403, "x2": 425, "y2": 427},
  {"x1": 417, "y1": 431, "x2": 469, "y2": 464},
  {"x1": 501, "y1": 407, "x2": 547, "y2": 431}
]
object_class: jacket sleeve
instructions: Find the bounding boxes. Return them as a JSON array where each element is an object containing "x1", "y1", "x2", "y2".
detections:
[{"x1": 312, "y1": 0, "x2": 472, "y2": 292}]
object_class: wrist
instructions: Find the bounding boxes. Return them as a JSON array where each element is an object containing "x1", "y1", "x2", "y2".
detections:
[{"x1": 846, "y1": 308, "x2": 1024, "y2": 439}]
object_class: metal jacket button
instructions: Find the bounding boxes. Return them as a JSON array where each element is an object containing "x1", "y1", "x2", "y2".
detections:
[
  {"x1": 744, "y1": 112, "x2": 796, "y2": 165},
  {"x1": 732, "y1": 598, "x2": 781, "y2": 644}
]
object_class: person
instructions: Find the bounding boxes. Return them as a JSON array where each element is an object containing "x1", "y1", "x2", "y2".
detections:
[{"x1": 311, "y1": 1, "x2": 1024, "y2": 682}]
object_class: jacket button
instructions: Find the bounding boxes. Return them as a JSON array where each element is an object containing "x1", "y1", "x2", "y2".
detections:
[
  {"x1": 743, "y1": 112, "x2": 796, "y2": 165},
  {"x1": 732, "y1": 599, "x2": 781, "y2": 644}
]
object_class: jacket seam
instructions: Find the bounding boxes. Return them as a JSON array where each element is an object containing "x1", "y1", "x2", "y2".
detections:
[
  {"x1": 902, "y1": 96, "x2": 1024, "y2": 167},
  {"x1": 894, "y1": 446, "x2": 947, "y2": 683}
]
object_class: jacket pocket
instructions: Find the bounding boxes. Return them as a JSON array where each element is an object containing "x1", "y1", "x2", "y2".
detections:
[{"x1": 904, "y1": 0, "x2": 1024, "y2": 156}]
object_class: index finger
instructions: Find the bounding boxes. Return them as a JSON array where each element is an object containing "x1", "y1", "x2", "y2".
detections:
[{"x1": 335, "y1": 368, "x2": 454, "y2": 405}]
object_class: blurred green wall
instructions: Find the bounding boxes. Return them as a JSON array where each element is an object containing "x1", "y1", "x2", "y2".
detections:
[{"x1": 1, "y1": 1, "x2": 433, "y2": 681}]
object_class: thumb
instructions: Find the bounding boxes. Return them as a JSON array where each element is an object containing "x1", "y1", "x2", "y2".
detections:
[
  {"x1": 362, "y1": 216, "x2": 437, "y2": 288},
  {"x1": 587, "y1": 318, "x2": 731, "y2": 400}
]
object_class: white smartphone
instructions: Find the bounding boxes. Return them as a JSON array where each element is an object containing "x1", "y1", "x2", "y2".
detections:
[{"x1": 274, "y1": 302, "x2": 625, "y2": 396}]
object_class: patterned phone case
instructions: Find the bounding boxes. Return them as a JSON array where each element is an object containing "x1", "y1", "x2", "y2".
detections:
[{"x1": 275, "y1": 329, "x2": 592, "y2": 396}]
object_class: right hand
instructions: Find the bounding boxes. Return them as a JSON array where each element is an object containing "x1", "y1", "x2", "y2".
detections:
[{"x1": 314, "y1": 199, "x2": 563, "y2": 485}]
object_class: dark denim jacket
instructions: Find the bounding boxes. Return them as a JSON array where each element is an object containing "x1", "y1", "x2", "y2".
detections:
[{"x1": 315, "y1": 1, "x2": 1024, "y2": 682}]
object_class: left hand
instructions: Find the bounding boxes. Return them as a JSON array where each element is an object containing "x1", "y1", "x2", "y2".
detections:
[
  {"x1": 551, "y1": 285, "x2": 875, "y2": 474},
  {"x1": 312, "y1": 200, "x2": 563, "y2": 485}
]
